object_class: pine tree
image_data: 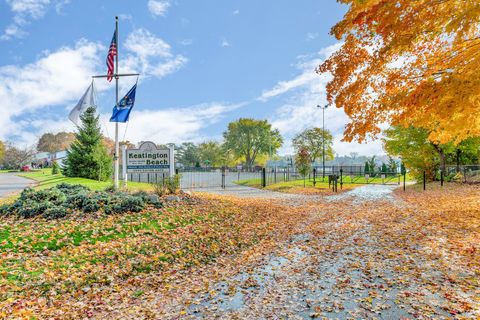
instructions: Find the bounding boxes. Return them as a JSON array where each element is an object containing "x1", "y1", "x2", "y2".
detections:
[
  {"x1": 381, "y1": 163, "x2": 388, "y2": 174},
  {"x1": 364, "y1": 162, "x2": 370, "y2": 176},
  {"x1": 62, "y1": 107, "x2": 113, "y2": 181}
]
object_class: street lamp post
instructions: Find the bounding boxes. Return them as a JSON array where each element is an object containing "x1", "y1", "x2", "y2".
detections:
[{"x1": 316, "y1": 104, "x2": 328, "y2": 179}]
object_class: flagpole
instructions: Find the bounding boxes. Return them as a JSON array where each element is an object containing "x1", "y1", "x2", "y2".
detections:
[{"x1": 114, "y1": 16, "x2": 119, "y2": 190}]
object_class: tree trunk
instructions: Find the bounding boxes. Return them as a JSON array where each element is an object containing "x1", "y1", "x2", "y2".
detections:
[
  {"x1": 246, "y1": 153, "x2": 252, "y2": 172},
  {"x1": 432, "y1": 143, "x2": 446, "y2": 177},
  {"x1": 456, "y1": 149, "x2": 461, "y2": 173}
]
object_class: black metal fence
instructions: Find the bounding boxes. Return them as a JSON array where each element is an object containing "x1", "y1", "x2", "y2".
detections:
[
  {"x1": 126, "y1": 167, "x2": 263, "y2": 190},
  {"x1": 444, "y1": 165, "x2": 480, "y2": 184},
  {"x1": 124, "y1": 164, "x2": 480, "y2": 191},
  {"x1": 419, "y1": 165, "x2": 480, "y2": 190},
  {"x1": 234, "y1": 165, "x2": 402, "y2": 192}
]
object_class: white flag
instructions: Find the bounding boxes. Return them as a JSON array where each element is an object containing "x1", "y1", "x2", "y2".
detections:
[{"x1": 68, "y1": 82, "x2": 97, "y2": 126}]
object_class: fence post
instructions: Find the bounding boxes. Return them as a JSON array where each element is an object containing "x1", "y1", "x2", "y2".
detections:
[
  {"x1": 423, "y1": 171, "x2": 426, "y2": 191},
  {"x1": 221, "y1": 167, "x2": 226, "y2": 189},
  {"x1": 274, "y1": 167, "x2": 277, "y2": 184},
  {"x1": 441, "y1": 170, "x2": 444, "y2": 187},
  {"x1": 313, "y1": 168, "x2": 316, "y2": 186},
  {"x1": 262, "y1": 168, "x2": 266, "y2": 188},
  {"x1": 403, "y1": 171, "x2": 406, "y2": 191},
  {"x1": 340, "y1": 168, "x2": 343, "y2": 190}
]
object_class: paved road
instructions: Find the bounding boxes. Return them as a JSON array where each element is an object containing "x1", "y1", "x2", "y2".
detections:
[
  {"x1": 0, "y1": 173, "x2": 33, "y2": 198},
  {"x1": 169, "y1": 184, "x2": 479, "y2": 319},
  {"x1": 194, "y1": 183, "x2": 398, "y2": 203}
]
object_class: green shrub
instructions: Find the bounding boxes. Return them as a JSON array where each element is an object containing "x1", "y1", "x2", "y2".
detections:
[
  {"x1": 118, "y1": 196, "x2": 145, "y2": 213},
  {"x1": 56, "y1": 183, "x2": 89, "y2": 195},
  {"x1": 165, "y1": 174, "x2": 181, "y2": 194},
  {"x1": 0, "y1": 204, "x2": 11, "y2": 216},
  {"x1": 82, "y1": 198, "x2": 100, "y2": 213},
  {"x1": 65, "y1": 192, "x2": 89, "y2": 209},
  {"x1": 146, "y1": 194, "x2": 163, "y2": 208},
  {"x1": 132, "y1": 191, "x2": 149, "y2": 201},
  {"x1": 51, "y1": 161, "x2": 60, "y2": 174},
  {"x1": 18, "y1": 188, "x2": 38, "y2": 201},
  {"x1": 104, "y1": 185, "x2": 116, "y2": 192},
  {"x1": 6, "y1": 184, "x2": 158, "y2": 219},
  {"x1": 43, "y1": 206, "x2": 69, "y2": 219},
  {"x1": 19, "y1": 188, "x2": 66, "y2": 205},
  {"x1": 105, "y1": 195, "x2": 145, "y2": 214},
  {"x1": 133, "y1": 191, "x2": 163, "y2": 208},
  {"x1": 91, "y1": 192, "x2": 112, "y2": 206},
  {"x1": 153, "y1": 182, "x2": 168, "y2": 197},
  {"x1": 17, "y1": 201, "x2": 53, "y2": 218}
]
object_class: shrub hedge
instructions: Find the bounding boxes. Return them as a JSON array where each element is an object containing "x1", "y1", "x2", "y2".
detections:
[{"x1": 2, "y1": 183, "x2": 164, "y2": 220}]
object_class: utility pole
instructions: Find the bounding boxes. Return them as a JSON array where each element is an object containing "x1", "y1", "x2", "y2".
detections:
[{"x1": 317, "y1": 104, "x2": 328, "y2": 179}]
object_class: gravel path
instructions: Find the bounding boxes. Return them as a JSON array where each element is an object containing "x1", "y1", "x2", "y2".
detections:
[{"x1": 0, "y1": 173, "x2": 33, "y2": 198}]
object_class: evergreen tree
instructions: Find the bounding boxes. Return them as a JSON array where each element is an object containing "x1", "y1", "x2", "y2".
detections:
[
  {"x1": 381, "y1": 163, "x2": 388, "y2": 173},
  {"x1": 62, "y1": 107, "x2": 113, "y2": 181}
]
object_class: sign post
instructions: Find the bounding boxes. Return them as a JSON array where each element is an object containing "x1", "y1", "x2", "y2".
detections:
[
  {"x1": 122, "y1": 144, "x2": 127, "y2": 189},
  {"x1": 168, "y1": 144, "x2": 175, "y2": 177}
]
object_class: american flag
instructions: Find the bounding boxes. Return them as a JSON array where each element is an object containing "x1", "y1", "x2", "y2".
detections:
[{"x1": 106, "y1": 31, "x2": 117, "y2": 82}]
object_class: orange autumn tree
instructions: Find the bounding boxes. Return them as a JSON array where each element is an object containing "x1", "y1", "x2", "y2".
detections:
[{"x1": 318, "y1": 0, "x2": 480, "y2": 144}]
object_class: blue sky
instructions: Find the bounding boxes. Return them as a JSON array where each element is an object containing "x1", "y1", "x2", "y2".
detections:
[{"x1": 0, "y1": 0, "x2": 384, "y2": 155}]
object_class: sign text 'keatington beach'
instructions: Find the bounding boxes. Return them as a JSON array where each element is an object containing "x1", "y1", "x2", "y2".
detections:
[{"x1": 126, "y1": 142, "x2": 170, "y2": 173}]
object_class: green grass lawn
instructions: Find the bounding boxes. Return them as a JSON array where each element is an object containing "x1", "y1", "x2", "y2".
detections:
[
  {"x1": 236, "y1": 178, "x2": 361, "y2": 193},
  {"x1": 18, "y1": 168, "x2": 154, "y2": 192},
  {"x1": 235, "y1": 174, "x2": 407, "y2": 194},
  {"x1": 0, "y1": 169, "x2": 19, "y2": 173},
  {"x1": 236, "y1": 176, "x2": 404, "y2": 187}
]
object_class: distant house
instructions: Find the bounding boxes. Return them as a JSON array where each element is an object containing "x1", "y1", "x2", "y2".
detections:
[
  {"x1": 32, "y1": 150, "x2": 68, "y2": 168},
  {"x1": 266, "y1": 156, "x2": 295, "y2": 168}
]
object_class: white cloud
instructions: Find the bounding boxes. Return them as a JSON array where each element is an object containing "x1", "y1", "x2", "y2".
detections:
[
  {"x1": 305, "y1": 32, "x2": 318, "y2": 41},
  {"x1": 118, "y1": 13, "x2": 133, "y2": 21},
  {"x1": 6, "y1": 0, "x2": 50, "y2": 17},
  {"x1": 179, "y1": 38, "x2": 193, "y2": 46},
  {"x1": 148, "y1": 0, "x2": 170, "y2": 17},
  {"x1": 220, "y1": 37, "x2": 231, "y2": 48},
  {"x1": 55, "y1": 0, "x2": 70, "y2": 14},
  {"x1": 262, "y1": 43, "x2": 385, "y2": 156},
  {"x1": 150, "y1": 55, "x2": 188, "y2": 78},
  {"x1": 125, "y1": 29, "x2": 172, "y2": 59},
  {"x1": 122, "y1": 28, "x2": 188, "y2": 78},
  {"x1": 101, "y1": 103, "x2": 245, "y2": 144},
  {"x1": 0, "y1": 28, "x2": 188, "y2": 145},
  {"x1": 258, "y1": 68, "x2": 320, "y2": 101},
  {"x1": 0, "y1": 39, "x2": 104, "y2": 142},
  {"x1": 233, "y1": 9, "x2": 240, "y2": 15},
  {"x1": 2, "y1": 0, "x2": 51, "y2": 40}
]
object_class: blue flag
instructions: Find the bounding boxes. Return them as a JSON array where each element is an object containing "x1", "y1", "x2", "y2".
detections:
[{"x1": 110, "y1": 84, "x2": 137, "y2": 123}]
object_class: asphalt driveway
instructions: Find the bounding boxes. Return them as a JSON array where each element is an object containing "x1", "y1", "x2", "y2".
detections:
[{"x1": 0, "y1": 173, "x2": 33, "y2": 198}]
